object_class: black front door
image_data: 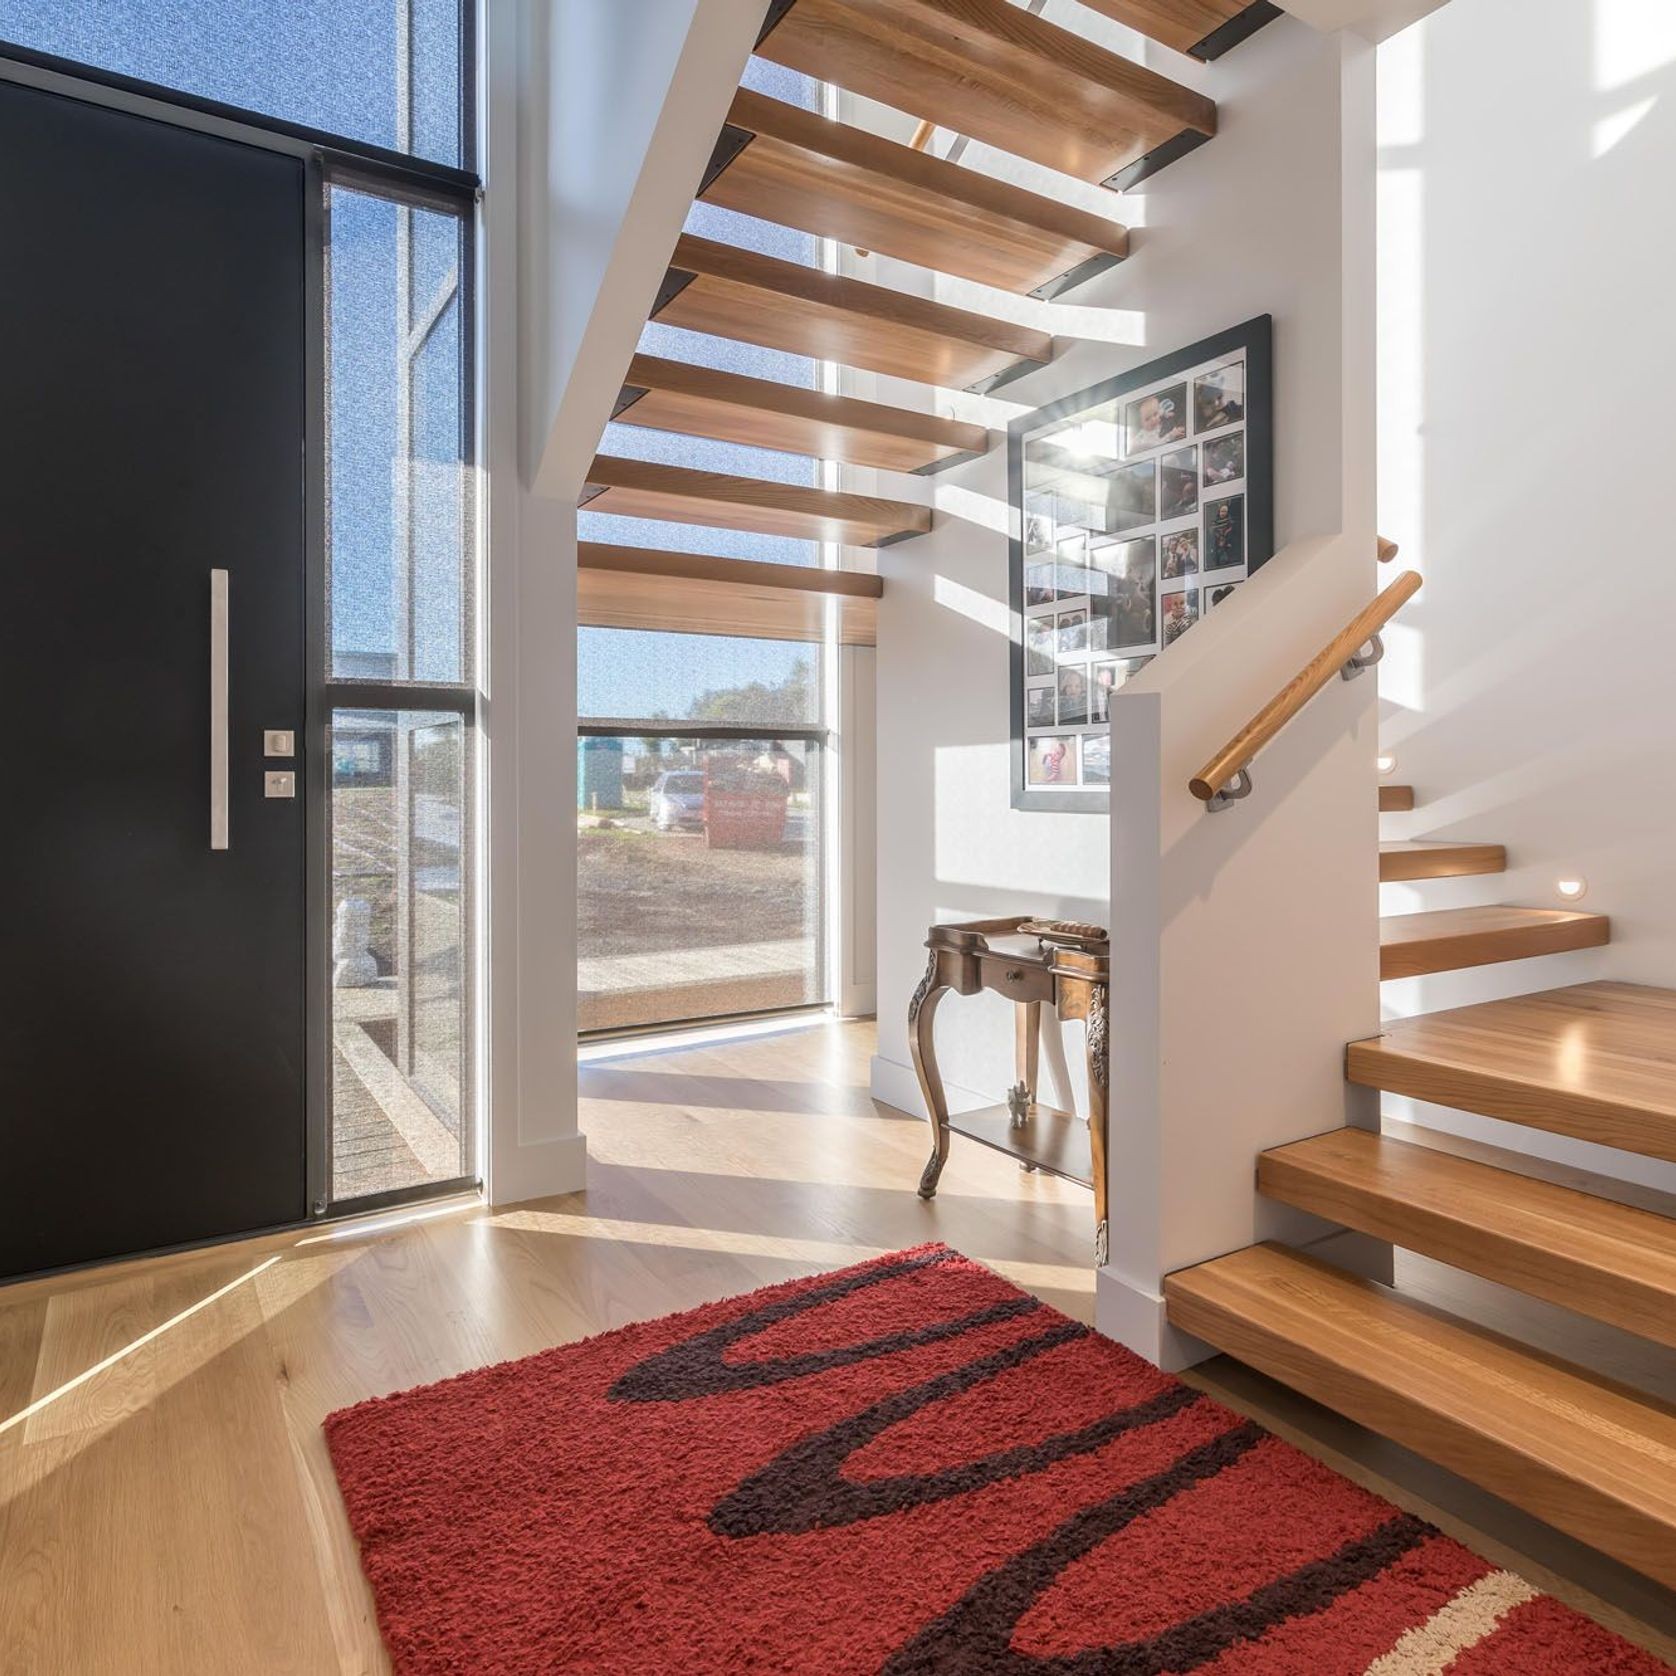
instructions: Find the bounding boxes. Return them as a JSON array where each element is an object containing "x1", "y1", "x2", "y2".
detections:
[{"x1": 0, "y1": 80, "x2": 309, "y2": 1276}]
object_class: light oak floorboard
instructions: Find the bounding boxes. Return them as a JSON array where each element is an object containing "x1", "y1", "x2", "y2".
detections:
[{"x1": 2, "y1": 1021, "x2": 1673, "y2": 1669}]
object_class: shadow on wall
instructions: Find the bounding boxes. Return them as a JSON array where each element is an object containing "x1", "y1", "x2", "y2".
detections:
[{"x1": 1375, "y1": 0, "x2": 1676, "y2": 980}]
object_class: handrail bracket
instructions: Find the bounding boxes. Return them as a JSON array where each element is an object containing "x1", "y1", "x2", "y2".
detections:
[
  {"x1": 1205, "y1": 768, "x2": 1254, "y2": 813},
  {"x1": 1339, "y1": 632, "x2": 1385, "y2": 683}
]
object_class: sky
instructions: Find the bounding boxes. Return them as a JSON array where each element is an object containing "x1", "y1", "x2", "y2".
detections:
[{"x1": 0, "y1": 10, "x2": 821, "y2": 725}]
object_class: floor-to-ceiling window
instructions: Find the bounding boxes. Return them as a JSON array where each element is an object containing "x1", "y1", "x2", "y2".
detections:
[
  {"x1": 576, "y1": 60, "x2": 835, "y2": 1036},
  {"x1": 0, "y1": 2, "x2": 481, "y2": 1215},
  {"x1": 324, "y1": 174, "x2": 477, "y2": 1205}
]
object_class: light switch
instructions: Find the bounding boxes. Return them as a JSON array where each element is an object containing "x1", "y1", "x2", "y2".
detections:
[
  {"x1": 264, "y1": 729, "x2": 295, "y2": 758},
  {"x1": 264, "y1": 771, "x2": 296, "y2": 799}
]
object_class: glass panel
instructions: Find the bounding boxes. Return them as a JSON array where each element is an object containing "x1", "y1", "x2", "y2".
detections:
[
  {"x1": 330, "y1": 709, "x2": 471, "y2": 1201},
  {"x1": 578, "y1": 737, "x2": 825, "y2": 1032},
  {"x1": 0, "y1": 0, "x2": 465, "y2": 165},
  {"x1": 578, "y1": 630, "x2": 821, "y2": 729},
  {"x1": 328, "y1": 185, "x2": 473, "y2": 683}
]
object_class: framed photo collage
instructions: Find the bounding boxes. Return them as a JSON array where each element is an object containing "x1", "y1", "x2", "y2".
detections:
[{"x1": 1008, "y1": 317, "x2": 1273, "y2": 811}]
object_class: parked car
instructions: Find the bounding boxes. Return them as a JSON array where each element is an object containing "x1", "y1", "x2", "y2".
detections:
[{"x1": 648, "y1": 770, "x2": 705, "y2": 831}]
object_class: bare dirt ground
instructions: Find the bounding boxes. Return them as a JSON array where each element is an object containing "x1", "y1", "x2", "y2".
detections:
[{"x1": 577, "y1": 825, "x2": 816, "y2": 956}]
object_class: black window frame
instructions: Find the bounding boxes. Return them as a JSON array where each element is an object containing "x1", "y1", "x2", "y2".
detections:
[{"x1": 0, "y1": 20, "x2": 484, "y2": 1224}]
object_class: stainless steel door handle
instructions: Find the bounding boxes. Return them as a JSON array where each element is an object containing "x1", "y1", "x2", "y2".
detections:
[{"x1": 210, "y1": 568, "x2": 228, "y2": 850}]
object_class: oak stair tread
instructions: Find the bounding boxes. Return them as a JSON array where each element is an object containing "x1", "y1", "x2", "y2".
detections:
[
  {"x1": 1164, "y1": 1240, "x2": 1676, "y2": 1591},
  {"x1": 1260, "y1": 1127, "x2": 1676, "y2": 1348},
  {"x1": 614, "y1": 353, "x2": 990, "y2": 476},
  {"x1": 1377, "y1": 784, "x2": 1414, "y2": 812},
  {"x1": 580, "y1": 454, "x2": 930, "y2": 547},
  {"x1": 1073, "y1": 0, "x2": 1280, "y2": 60},
  {"x1": 1379, "y1": 905, "x2": 1609, "y2": 981},
  {"x1": 577, "y1": 543, "x2": 879, "y2": 646},
  {"x1": 1379, "y1": 840, "x2": 1506, "y2": 882},
  {"x1": 705, "y1": 88, "x2": 1129, "y2": 297},
  {"x1": 654, "y1": 234, "x2": 1052, "y2": 392},
  {"x1": 755, "y1": 0, "x2": 1217, "y2": 190},
  {"x1": 1347, "y1": 981, "x2": 1676, "y2": 1164}
]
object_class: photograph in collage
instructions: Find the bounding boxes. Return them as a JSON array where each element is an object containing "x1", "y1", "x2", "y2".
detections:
[
  {"x1": 1193, "y1": 360, "x2": 1245, "y2": 433},
  {"x1": 1205, "y1": 495, "x2": 1245, "y2": 572},
  {"x1": 1160, "y1": 447, "x2": 1198, "y2": 521},
  {"x1": 1094, "y1": 536, "x2": 1157, "y2": 653},
  {"x1": 1028, "y1": 734, "x2": 1075, "y2": 786},
  {"x1": 1203, "y1": 431, "x2": 1244, "y2": 486},
  {"x1": 1162, "y1": 588, "x2": 1200, "y2": 646},
  {"x1": 1161, "y1": 529, "x2": 1199, "y2": 581}
]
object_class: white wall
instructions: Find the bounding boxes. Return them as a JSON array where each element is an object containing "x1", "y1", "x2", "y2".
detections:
[
  {"x1": 479, "y1": 0, "x2": 759, "y2": 1204},
  {"x1": 1105, "y1": 534, "x2": 1384, "y2": 1368},
  {"x1": 1375, "y1": 0, "x2": 1676, "y2": 1194},
  {"x1": 527, "y1": 0, "x2": 761, "y2": 499},
  {"x1": 868, "y1": 17, "x2": 1379, "y2": 1135}
]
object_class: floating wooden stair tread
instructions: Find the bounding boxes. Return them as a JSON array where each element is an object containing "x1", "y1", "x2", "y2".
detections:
[
  {"x1": 1348, "y1": 982, "x2": 1676, "y2": 1164},
  {"x1": 1380, "y1": 905, "x2": 1609, "y2": 980},
  {"x1": 755, "y1": 0, "x2": 1217, "y2": 190},
  {"x1": 1260, "y1": 1127, "x2": 1676, "y2": 1351},
  {"x1": 1379, "y1": 840, "x2": 1506, "y2": 882},
  {"x1": 580, "y1": 455, "x2": 930, "y2": 547},
  {"x1": 614, "y1": 354, "x2": 990, "y2": 475},
  {"x1": 578, "y1": 543, "x2": 880, "y2": 645},
  {"x1": 1165, "y1": 1242, "x2": 1676, "y2": 1592},
  {"x1": 1378, "y1": 784, "x2": 1414, "y2": 812},
  {"x1": 1072, "y1": 0, "x2": 1281, "y2": 61},
  {"x1": 704, "y1": 88, "x2": 1129, "y2": 297},
  {"x1": 654, "y1": 234, "x2": 1052, "y2": 392}
]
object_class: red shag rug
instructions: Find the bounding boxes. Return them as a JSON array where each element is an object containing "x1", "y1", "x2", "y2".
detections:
[{"x1": 326, "y1": 1244, "x2": 1666, "y2": 1674}]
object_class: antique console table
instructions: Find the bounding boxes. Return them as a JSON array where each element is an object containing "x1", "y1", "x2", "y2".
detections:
[{"x1": 909, "y1": 916, "x2": 1110, "y2": 1265}]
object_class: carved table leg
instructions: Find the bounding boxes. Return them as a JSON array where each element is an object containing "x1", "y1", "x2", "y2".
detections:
[
  {"x1": 909, "y1": 950, "x2": 952, "y2": 1199},
  {"x1": 1085, "y1": 981, "x2": 1110, "y2": 1267}
]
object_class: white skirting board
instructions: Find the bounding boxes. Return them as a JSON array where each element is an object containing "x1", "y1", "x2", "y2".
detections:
[{"x1": 869, "y1": 1052, "x2": 997, "y2": 1121}]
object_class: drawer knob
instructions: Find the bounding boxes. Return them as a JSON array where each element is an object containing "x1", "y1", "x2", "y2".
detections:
[{"x1": 1005, "y1": 967, "x2": 1024, "y2": 983}]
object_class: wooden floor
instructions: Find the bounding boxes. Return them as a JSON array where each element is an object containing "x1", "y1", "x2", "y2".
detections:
[{"x1": 2, "y1": 1020, "x2": 1674, "y2": 1672}]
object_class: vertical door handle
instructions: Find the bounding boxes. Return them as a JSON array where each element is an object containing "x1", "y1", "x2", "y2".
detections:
[{"x1": 210, "y1": 568, "x2": 229, "y2": 851}]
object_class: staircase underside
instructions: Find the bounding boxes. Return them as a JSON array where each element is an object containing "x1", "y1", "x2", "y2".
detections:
[
  {"x1": 614, "y1": 354, "x2": 990, "y2": 475},
  {"x1": 755, "y1": 0, "x2": 1218, "y2": 189},
  {"x1": 653, "y1": 234, "x2": 1052, "y2": 391},
  {"x1": 706, "y1": 88, "x2": 1130, "y2": 297},
  {"x1": 581, "y1": 454, "x2": 932, "y2": 547}
]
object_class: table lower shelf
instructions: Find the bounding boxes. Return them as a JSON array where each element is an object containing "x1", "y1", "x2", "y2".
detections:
[{"x1": 947, "y1": 1102, "x2": 1092, "y2": 1189}]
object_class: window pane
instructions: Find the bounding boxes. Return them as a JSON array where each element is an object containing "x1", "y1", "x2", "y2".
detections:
[
  {"x1": 578, "y1": 630, "x2": 821, "y2": 728},
  {"x1": 578, "y1": 738, "x2": 825, "y2": 1031},
  {"x1": 328, "y1": 185, "x2": 473, "y2": 683},
  {"x1": 331, "y1": 710, "x2": 471, "y2": 1201},
  {"x1": 0, "y1": 1, "x2": 464, "y2": 165}
]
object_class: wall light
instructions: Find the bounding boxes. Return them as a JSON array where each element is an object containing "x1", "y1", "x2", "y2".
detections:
[
  {"x1": 1556, "y1": 878, "x2": 1588, "y2": 902},
  {"x1": 1376, "y1": 753, "x2": 1398, "y2": 776}
]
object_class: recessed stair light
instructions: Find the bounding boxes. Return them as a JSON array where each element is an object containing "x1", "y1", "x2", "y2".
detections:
[
  {"x1": 1556, "y1": 878, "x2": 1588, "y2": 902},
  {"x1": 1376, "y1": 753, "x2": 1398, "y2": 776}
]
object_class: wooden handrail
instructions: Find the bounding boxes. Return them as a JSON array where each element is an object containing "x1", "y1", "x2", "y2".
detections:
[
  {"x1": 1377, "y1": 535, "x2": 1399, "y2": 562},
  {"x1": 1189, "y1": 570, "x2": 1422, "y2": 804}
]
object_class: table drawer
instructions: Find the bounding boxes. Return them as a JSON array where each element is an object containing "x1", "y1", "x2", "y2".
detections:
[{"x1": 976, "y1": 956, "x2": 1055, "y2": 1005}]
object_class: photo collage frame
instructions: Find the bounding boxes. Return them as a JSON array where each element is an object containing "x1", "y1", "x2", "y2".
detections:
[{"x1": 1009, "y1": 318, "x2": 1273, "y2": 812}]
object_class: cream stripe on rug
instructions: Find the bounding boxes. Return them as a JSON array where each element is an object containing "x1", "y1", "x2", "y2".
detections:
[{"x1": 1364, "y1": 1569, "x2": 1539, "y2": 1674}]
